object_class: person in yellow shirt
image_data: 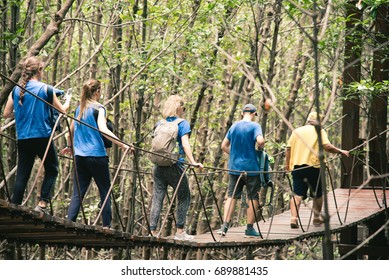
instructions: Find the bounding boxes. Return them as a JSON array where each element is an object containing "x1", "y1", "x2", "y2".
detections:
[{"x1": 285, "y1": 112, "x2": 349, "y2": 228}]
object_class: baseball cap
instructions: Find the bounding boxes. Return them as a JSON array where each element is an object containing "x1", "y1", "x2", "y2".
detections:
[{"x1": 242, "y1": 104, "x2": 257, "y2": 115}]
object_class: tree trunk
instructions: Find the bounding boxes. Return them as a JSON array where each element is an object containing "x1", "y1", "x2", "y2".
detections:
[
  {"x1": 261, "y1": 0, "x2": 282, "y2": 135},
  {"x1": 91, "y1": 1, "x2": 102, "y2": 79},
  {"x1": 369, "y1": 4, "x2": 388, "y2": 187},
  {"x1": 341, "y1": 0, "x2": 363, "y2": 188}
]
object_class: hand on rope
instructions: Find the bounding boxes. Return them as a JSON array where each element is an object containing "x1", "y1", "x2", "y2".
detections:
[
  {"x1": 190, "y1": 161, "x2": 204, "y2": 170},
  {"x1": 121, "y1": 143, "x2": 131, "y2": 152},
  {"x1": 339, "y1": 149, "x2": 350, "y2": 157},
  {"x1": 60, "y1": 145, "x2": 73, "y2": 156}
]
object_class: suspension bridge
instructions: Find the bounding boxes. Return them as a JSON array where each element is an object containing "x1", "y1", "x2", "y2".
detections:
[
  {"x1": 0, "y1": 187, "x2": 388, "y2": 259},
  {"x1": 1, "y1": 75, "x2": 388, "y2": 260}
]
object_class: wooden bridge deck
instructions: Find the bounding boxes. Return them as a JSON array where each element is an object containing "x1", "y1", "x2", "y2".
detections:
[{"x1": 0, "y1": 188, "x2": 388, "y2": 250}]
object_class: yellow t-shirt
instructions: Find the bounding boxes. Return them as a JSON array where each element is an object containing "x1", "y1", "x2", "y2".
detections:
[{"x1": 287, "y1": 124, "x2": 330, "y2": 169}]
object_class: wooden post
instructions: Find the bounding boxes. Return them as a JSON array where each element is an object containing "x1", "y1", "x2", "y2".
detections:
[
  {"x1": 365, "y1": 213, "x2": 389, "y2": 260},
  {"x1": 341, "y1": 1, "x2": 363, "y2": 188},
  {"x1": 369, "y1": 4, "x2": 388, "y2": 186},
  {"x1": 339, "y1": 226, "x2": 358, "y2": 259}
]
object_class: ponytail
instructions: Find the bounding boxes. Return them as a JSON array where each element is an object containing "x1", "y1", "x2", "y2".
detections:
[{"x1": 78, "y1": 79, "x2": 101, "y2": 120}]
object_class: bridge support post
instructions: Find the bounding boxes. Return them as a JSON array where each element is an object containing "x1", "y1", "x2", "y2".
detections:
[
  {"x1": 338, "y1": 225, "x2": 358, "y2": 259},
  {"x1": 246, "y1": 247, "x2": 253, "y2": 260},
  {"x1": 365, "y1": 212, "x2": 389, "y2": 260}
]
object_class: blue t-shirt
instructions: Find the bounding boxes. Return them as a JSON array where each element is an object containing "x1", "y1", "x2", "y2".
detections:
[
  {"x1": 226, "y1": 120, "x2": 263, "y2": 175},
  {"x1": 73, "y1": 104, "x2": 107, "y2": 157},
  {"x1": 165, "y1": 116, "x2": 191, "y2": 162},
  {"x1": 12, "y1": 80, "x2": 54, "y2": 140}
]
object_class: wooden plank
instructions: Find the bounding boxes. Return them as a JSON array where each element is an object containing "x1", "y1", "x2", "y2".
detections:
[{"x1": 0, "y1": 188, "x2": 388, "y2": 249}]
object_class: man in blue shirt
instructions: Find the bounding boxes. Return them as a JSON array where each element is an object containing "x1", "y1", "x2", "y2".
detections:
[{"x1": 219, "y1": 104, "x2": 265, "y2": 237}]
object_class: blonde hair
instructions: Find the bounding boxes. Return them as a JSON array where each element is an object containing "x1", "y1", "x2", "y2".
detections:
[
  {"x1": 307, "y1": 111, "x2": 319, "y2": 124},
  {"x1": 78, "y1": 79, "x2": 101, "y2": 120},
  {"x1": 162, "y1": 95, "x2": 183, "y2": 118},
  {"x1": 19, "y1": 56, "x2": 43, "y2": 104}
]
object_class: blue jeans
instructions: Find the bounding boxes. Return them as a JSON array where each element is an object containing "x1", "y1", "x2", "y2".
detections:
[
  {"x1": 12, "y1": 138, "x2": 59, "y2": 204},
  {"x1": 67, "y1": 156, "x2": 112, "y2": 227},
  {"x1": 149, "y1": 164, "x2": 190, "y2": 231}
]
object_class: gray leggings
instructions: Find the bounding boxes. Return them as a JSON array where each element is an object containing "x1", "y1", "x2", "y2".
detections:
[{"x1": 149, "y1": 164, "x2": 190, "y2": 231}]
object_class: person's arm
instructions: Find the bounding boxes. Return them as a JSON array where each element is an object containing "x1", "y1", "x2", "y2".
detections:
[
  {"x1": 221, "y1": 137, "x2": 230, "y2": 154},
  {"x1": 256, "y1": 134, "x2": 265, "y2": 149},
  {"x1": 52, "y1": 92, "x2": 71, "y2": 113},
  {"x1": 60, "y1": 121, "x2": 74, "y2": 155},
  {"x1": 323, "y1": 143, "x2": 349, "y2": 157},
  {"x1": 285, "y1": 146, "x2": 291, "y2": 171},
  {"x1": 97, "y1": 107, "x2": 129, "y2": 151},
  {"x1": 181, "y1": 134, "x2": 203, "y2": 168},
  {"x1": 3, "y1": 94, "x2": 14, "y2": 119}
]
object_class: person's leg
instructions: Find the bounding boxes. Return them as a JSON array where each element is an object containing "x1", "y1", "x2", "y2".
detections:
[
  {"x1": 306, "y1": 167, "x2": 324, "y2": 224},
  {"x1": 89, "y1": 156, "x2": 112, "y2": 228},
  {"x1": 219, "y1": 174, "x2": 244, "y2": 235},
  {"x1": 223, "y1": 197, "x2": 237, "y2": 224},
  {"x1": 37, "y1": 139, "x2": 59, "y2": 208},
  {"x1": 246, "y1": 175, "x2": 260, "y2": 225},
  {"x1": 290, "y1": 166, "x2": 308, "y2": 227},
  {"x1": 12, "y1": 140, "x2": 35, "y2": 205},
  {"x1": 168, "y1": 164, "x2": 191, "y2": 235},
  {"x1": 246, "y1": 199, "x2": 259, "y2": 224},
  {"x1": 245, "y1": 176, "x2": 261, "y2": 236},
  {"x1": 67, "y1": 156, "x2": 91, "y2": 222},
  {"x1": 149, "y1": 166, "x2": 168, "y2": 235},
  {"x1": 290, "y1": 195, "x2": 303, "y2": 220},
  {"x1": 313, "y1": 196, "x2": 323, "y2": 220}
]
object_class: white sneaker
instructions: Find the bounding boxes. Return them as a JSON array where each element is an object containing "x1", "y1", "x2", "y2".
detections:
[
  {"x1": 34, "y1": 205, "x2": 50, "y2": 215},
  {"x1": 174, "y1": 231, "x2": 194, "y2": 241}
]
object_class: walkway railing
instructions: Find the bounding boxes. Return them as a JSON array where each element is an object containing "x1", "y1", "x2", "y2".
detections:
[{"x1": 0, "y1": 74, "x2": 388, "y2": 248}]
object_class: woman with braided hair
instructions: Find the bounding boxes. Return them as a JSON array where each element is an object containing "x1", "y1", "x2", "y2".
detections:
[{"x1": 3, "y1": 56, "x2": 72, "y2": 214}]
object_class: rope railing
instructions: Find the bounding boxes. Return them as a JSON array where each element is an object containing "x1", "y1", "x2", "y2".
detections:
[
  {"x1": 1, "y1": 73, "x2": 388, "y2": 244},
  {"x1": 1, "y1": 112, "x2": 387, "y2": 240}
]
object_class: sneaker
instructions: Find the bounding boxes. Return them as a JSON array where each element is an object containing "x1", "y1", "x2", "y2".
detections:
[
  {"x1": 217, "y1": 223, "x2": 229, "y2": 236},
  {"x1": 245, "y1": 227, "x2": 260, "y2": 237},
  {"x1": 174, "y1": 231, "x2": 194, "y2": 241},
  {"x1": 34, "y1": 205, "x2": 50, "y2": 215}
]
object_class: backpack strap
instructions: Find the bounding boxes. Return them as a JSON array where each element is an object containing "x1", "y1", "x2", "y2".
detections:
[
  {"x1": 92, "y1": 105, "x2": 107, "y2": 124},
  {"x1": 258, "y1": 150, "x2": 267, "y2": 187},
  {"x1": 46, "y1": 85, "x2": 54, "y2": 104},
  {"x1": 172, "y1": 117, "x2": 184, "y2": 125},
  {"x1": 154, "y1": 118, "x2": 183, "y2": 131}
]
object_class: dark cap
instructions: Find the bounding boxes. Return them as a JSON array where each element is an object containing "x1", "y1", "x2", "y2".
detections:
[{"x1": 242, "y1": 103, "x2": 257, "y2": 115}]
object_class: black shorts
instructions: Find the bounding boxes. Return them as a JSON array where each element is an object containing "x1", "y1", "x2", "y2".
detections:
[
  {"x1": 291, "y1": 165, "x2": 322, "y2": 199},
  {"x1": 228, "y1": 174, "x2": 260, "y2": 200}
]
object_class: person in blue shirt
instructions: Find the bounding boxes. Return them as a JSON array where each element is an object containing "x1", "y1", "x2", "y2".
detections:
[
  {"x1": 61, "y1": 79, "x2": 129, "y2": 228},
  {"x1": 149, "y1": 95, "x2": 203, "y2": 240},
  {"x1": 219, "y1": 104, "x2": 265, "y2": 237},
  {"x1": 3, "y1": 56, "x2": 72, "y2": 214}
]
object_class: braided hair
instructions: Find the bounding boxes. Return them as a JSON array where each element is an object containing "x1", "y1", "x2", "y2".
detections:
[
  {"x1": 18, "y1": 56, "x2": 43, "y2": 105},
  {"x1": 78, "y1": 79, "x2": 101, "y2": 120}
]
